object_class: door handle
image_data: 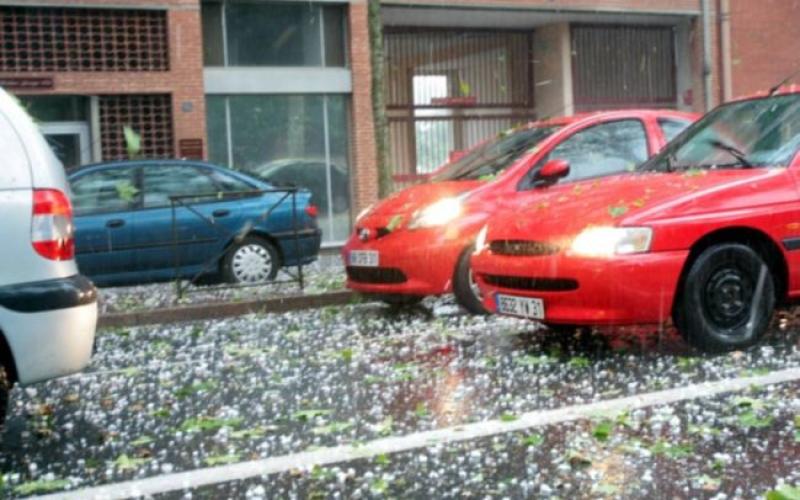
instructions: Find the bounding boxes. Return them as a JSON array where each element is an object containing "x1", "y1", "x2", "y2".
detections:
[
  {"x1": 106, "y1": 219, "x2": 125, "y2": 228},
  {"x1": 212, "y1": 209, "x2": 230, "y2": 218}
]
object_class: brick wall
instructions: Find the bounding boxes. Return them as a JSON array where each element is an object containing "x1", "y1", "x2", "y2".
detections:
[
  {"x1": 0, "y1": 1, "x2": 206, "y2": 159},
  {"x1": 728, "y1": 0, "x2": 800, "y2": 98},
  {"x1": 348, "y1": 0, "x2": 379, "y2": 215}
]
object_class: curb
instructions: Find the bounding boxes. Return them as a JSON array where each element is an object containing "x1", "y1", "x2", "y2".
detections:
[{"x1": 98, "y1": 291, "x2": 360, "y2": 328}]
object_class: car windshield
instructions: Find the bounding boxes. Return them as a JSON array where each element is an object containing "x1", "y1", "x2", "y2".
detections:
[
  {"x1": 430, "y1": 126, "x2": 561, "y2": 182},
  {"x1": 641, "y1": 93, "x2": 800, "y2": 172}
]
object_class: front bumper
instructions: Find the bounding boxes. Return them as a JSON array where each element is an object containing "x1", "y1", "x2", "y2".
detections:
[
  {"x1": 342, "y1": 229, "x2": 469, "y2": 296},
  {"x1": 0, "y1": 274, "x2": 97, "y2": 385},
  {"x1": 472, "y1": 250, "x2": 688, "y2": 325}
]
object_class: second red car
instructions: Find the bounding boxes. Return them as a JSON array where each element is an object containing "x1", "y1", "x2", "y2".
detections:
[{"x1": 344, "y1": 109, "x2": 697, "y2": 312}]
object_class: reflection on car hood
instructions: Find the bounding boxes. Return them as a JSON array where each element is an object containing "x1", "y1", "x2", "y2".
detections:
[
  {"x1": 486, "y1": 168, "x2": 789, "y2": 241},
  {"x1": 365, "y1": 180, "x2": 482, "y2": 219}
]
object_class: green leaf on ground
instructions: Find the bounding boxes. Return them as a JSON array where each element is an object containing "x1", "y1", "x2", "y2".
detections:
[
  {"x1": 500, "y1": 412, "x2": 518, "y2": 422},
  {"x1": 130, "y1": 435, "x2": 154, "y2": 446},
  {"x1": 13, "y1": 479, "x2": 70, "y2": 495},
  {"x1": 569, "y1": 356, "x2": 590, "y2": 369},
  {"x1": 371, "y1": 478, "x2": 390, "y2": 494},
  {"x1": 737, "y1": 410, "x2": 773, "y2": 429},
  {"x1": 293, "y1": 409, "x2": 332, "y2": 422},
  {"x1": 522, "y1": 433, "x2": 544, "y2": 447},
  {"x1": 765, "y1": 484, "x2": 800, "y2": 500},
  {"x1": 179, "y1": 416, "x2": 243, "y2": 433},
  {"x1": 114, "y1": 453, "x2": 151, "y2": 471},
  {"x1": 414, "y1": 402, "x2": 429, "y2": 418},
  {"x1": 312, "y1": 421, "x2": 353, "y2": 436},
  {"x1": 204, "y1": 453, "x2": 241, "y2": 466},
  {"x1": 375, "y1": 453, "x2": 391, "y2": 465},
  {"x1": 649, "y1": 440, "x2": 693, "y2": 459},
  {"x1": 592, "y1": 420, "x2": 614, "y2": 442}
]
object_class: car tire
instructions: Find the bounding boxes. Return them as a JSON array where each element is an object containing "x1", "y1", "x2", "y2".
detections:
[
  {"x1": 675, "y1": 243, "x2": 775, "y2": 353},
  {"x1": 0, "y1": 360, "x2": 9, "y2": 428},
  {"x1": 375, "y1": 294, "x2": 424, "y2": 308},
  {"x1": 222, "y1": 236, "x2": 280, "y2": 284},
  {"x1": 453, "y1": 245, "x2": 488, "y2": 315}
]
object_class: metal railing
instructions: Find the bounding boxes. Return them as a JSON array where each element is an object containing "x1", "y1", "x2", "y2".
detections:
[{"x1": 169, "y1": 187, "x2": 307, "y2": 299}]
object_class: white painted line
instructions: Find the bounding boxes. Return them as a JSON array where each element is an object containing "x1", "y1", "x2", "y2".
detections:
[{"x1": 39, "y1": 366, "x2": 800, "y2": 500}]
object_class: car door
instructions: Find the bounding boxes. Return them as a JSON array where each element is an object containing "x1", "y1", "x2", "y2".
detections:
[
  {"x1": 524, "y1": 119, "x2": 651, "y2": 186},
  {"x1": 70, "y1": 166, "x2": 139, "y2": 278}
]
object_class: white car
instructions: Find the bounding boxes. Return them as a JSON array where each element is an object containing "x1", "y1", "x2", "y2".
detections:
[{"x1": 0, "y1": 87, "x2": 97, "y2": 424}]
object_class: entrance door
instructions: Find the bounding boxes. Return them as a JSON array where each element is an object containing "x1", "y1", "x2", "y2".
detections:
[{"x1": 40, "y1": 122, "x2": 91, "y2": 169}]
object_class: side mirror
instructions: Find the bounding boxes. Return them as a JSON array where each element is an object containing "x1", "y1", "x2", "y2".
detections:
[{"x1": 535, "y1": 159, "x2": 570, "y2": 186}]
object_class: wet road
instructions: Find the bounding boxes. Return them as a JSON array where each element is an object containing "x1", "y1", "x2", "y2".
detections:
[{"x1": 1, "y1": 298, "x2": 799, "y2": 498}]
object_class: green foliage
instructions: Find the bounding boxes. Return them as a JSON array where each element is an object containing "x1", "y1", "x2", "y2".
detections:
[
  {"x1": 13, "y1": 479, "x2": 70, "y2": 495},
  {"x1": 592, "y1": 420, "x2": 614, "y2": 442},
  {"x1": 115, "y1": 454, "x2": 151, "y2": 471},
  {"x1": 293, "y1": 409, "x2": 332, "y2": 422},
  {"x1": 123, "y1": 126, "x2": 142, "y2": 159},
  {"x1": 204, "y1": 453, "x2": 241, "y2": 466},
  {"x1": 179, "y1": 416, "x2": 243, "y2": 433},
  {"x1": 765, "y1": 485, "x2": 800, "y2": 500},
  {"x1": 522, "y1": 433, "x2": 544, "y2": 447}
]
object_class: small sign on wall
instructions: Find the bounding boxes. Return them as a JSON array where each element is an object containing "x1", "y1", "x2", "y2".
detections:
[
  {"x1": 0, "y1": 77, "x2": 54, "y2": 90},
  {"x1": 179, "y1": 138, "x2": 203, "y2": 160}
]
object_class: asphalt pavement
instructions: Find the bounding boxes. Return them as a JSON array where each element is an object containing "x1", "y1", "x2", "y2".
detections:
[{"x1": 1, "y1": 297, "x2": 799, "y2": 498}]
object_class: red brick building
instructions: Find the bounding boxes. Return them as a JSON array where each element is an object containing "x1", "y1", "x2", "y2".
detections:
[{"x1": 1, "y1": 0, "x2": 798, "y2": 245}]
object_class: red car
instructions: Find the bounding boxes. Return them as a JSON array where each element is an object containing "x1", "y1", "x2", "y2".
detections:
[
  {"x1": 344, "y1": 109, "x2": 697, "y2": 312},
  {"x1": 472, "y1": 87, "x2": 800, "y2": 352}
]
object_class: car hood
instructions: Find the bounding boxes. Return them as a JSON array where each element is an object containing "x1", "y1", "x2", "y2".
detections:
[
  {"x1": 364, "y1": 180, "x2": 482, "y2": 219},
  {"x1": 486, "y1": 168, "x2": 791, "y2": 241}
]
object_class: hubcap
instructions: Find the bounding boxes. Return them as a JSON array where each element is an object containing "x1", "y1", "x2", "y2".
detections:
[
  {"x1": 232, "y1": 244, "x2": 272, "y2": 284},
  {"x1": 703, "y1": 266, "x2": 754, "y2": 329},
  {"x1": 468, "y1": 268, "x2": 482, "y2": 301}
]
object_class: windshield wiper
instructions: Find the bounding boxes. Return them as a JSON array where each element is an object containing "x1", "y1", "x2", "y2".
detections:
[{"x1": 707, "y1": 139, "x2": 754, "y2": 168}]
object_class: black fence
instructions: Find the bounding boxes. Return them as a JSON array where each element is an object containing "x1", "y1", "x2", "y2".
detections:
[{"x1": 169, "y1": 187, "x2": 307, "y2": 299}]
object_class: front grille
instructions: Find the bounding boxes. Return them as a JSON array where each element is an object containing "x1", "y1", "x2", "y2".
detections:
[
  {"x1": 484, "y1": 274, "x2": 578, "y2": 292},
  {"x1": 347, "y1": 266, "x2": 407, "y2": 284},
  {"x1": 490, "y1": 240, "x2": 560, "y2": 256}
]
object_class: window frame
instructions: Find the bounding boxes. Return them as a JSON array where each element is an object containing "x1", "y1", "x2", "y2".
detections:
[{"x1": 70, "y1": 165, "x2": 143, "y2": 216}]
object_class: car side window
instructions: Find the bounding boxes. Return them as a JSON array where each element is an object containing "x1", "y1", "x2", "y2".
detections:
[
  {"x1": 659, "y1": 118, "x2": 692, "y2": 143},
  {"x1": 142, "y1": 165, "x2": 220, "y2": 208},
  {"x1": 206, "y1": 169, "x2": 255, "y2": 193},
  {"x1": 545, "y1": 119, "x2": 649, "y2": 183},
  {"x1": 71, "y1": 168, "x2": 139, "y2": 216}
]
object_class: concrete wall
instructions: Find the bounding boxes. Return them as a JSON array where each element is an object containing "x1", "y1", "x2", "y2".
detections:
[{"x1": 532, "y1": 23, "x2": 573, "y2": 119}]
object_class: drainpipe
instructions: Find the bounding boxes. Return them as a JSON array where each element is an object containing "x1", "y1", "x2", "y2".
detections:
[
  {"x1": 719, "y1": 0, "x2": 733, "y2": 102},
  {"x1": 702, "y1": 0, "x2": 714, "y2": 111}
]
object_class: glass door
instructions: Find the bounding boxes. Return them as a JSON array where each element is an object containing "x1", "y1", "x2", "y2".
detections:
[{"x1": 39, "y1": 122, "x2": 91, "y2": 169}]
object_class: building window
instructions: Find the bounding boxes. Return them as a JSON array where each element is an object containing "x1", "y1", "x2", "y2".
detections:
[
  {"x1": 99, "y1": 95, "x2": 174, "y2": 160},
  {"x1": 206, "y1": 94, "x2": 351, "y2": 244},
  {"x1": 202, "y1": 1, "x2": 347, "y2": 68},
  {"x1": 0, "y1": 6, "x2": 169, "y2": 72}
]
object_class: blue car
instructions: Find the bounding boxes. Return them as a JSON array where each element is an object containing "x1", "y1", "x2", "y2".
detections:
[{"x1": 67, "y1": 160, "x2": 321, "y2": 287}]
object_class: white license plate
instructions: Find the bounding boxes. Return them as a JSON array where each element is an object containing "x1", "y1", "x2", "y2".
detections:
[
  {"x1": 495, "y1": 294, "x2": 545, "y2": 319},
  {"x1": 349, "y1": 250, "x2": 379, "y2": 267}
]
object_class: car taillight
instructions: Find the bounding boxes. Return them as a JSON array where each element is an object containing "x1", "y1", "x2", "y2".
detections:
[
  {"x1": 32, "y1": 189, "x2": 75, "y2": 261},
  {"x1": 305, "y1": 204, "x2": 319, "y2": 218}
]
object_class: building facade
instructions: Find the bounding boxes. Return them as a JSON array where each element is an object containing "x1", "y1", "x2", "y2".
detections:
[{"x1": 1, "y1": 0, "x2": 798, "y2": 245}]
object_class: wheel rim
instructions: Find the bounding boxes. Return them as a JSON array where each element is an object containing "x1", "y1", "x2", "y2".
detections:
[
  {"x1": 468, "y1": 268, "x2": 483, "y2": 302},
  {"x1": 702, "y1": 265, "x2": 754, "y2": 330},
  {"x1": 231, "y1": 244, "x2": 272, "y2": 284}
]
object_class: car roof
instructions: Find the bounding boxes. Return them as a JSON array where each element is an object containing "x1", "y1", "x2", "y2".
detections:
[
  {"x1": 67, "y1": 158, "x2": 223, "y2": 175},
  {"x1": 532, "y1": 108, "x2": 699, "y2": 129},
  {"x1": 730, "y1": 84, "x2": 800, "y2": 103}
]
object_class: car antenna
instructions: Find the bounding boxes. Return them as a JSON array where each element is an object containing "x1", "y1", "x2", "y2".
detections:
[{"x1": 769, "y1": 68, "x2": 800, "y2": 96}]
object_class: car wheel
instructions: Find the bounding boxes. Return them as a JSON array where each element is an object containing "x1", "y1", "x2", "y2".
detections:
[
  {"x1": 374, "y1": 294, "x2": 424, "y2": 308},
  {"x1": 222, "y1": 236, "x2": 280, "y2": 284},
  {"x1": 453, "y1": 245, "x2": 488, "y2": 315},
  {"x1": 675, "y1": 243, "x2": 775, "y2": 353}
]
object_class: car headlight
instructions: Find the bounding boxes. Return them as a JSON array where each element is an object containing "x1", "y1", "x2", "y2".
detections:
[
  {"x1": 408, "y1": 197, "x2": 463, "y2": 229},
  {"x1": 475, "y1": 224, "x2": 489, "y2": 253},
  {"x1": 356, "y1": 203, "x2": 375, "y2": 222},
  {"x1": 569, "y1": 227, "x2": 653, "y2": 258}
]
